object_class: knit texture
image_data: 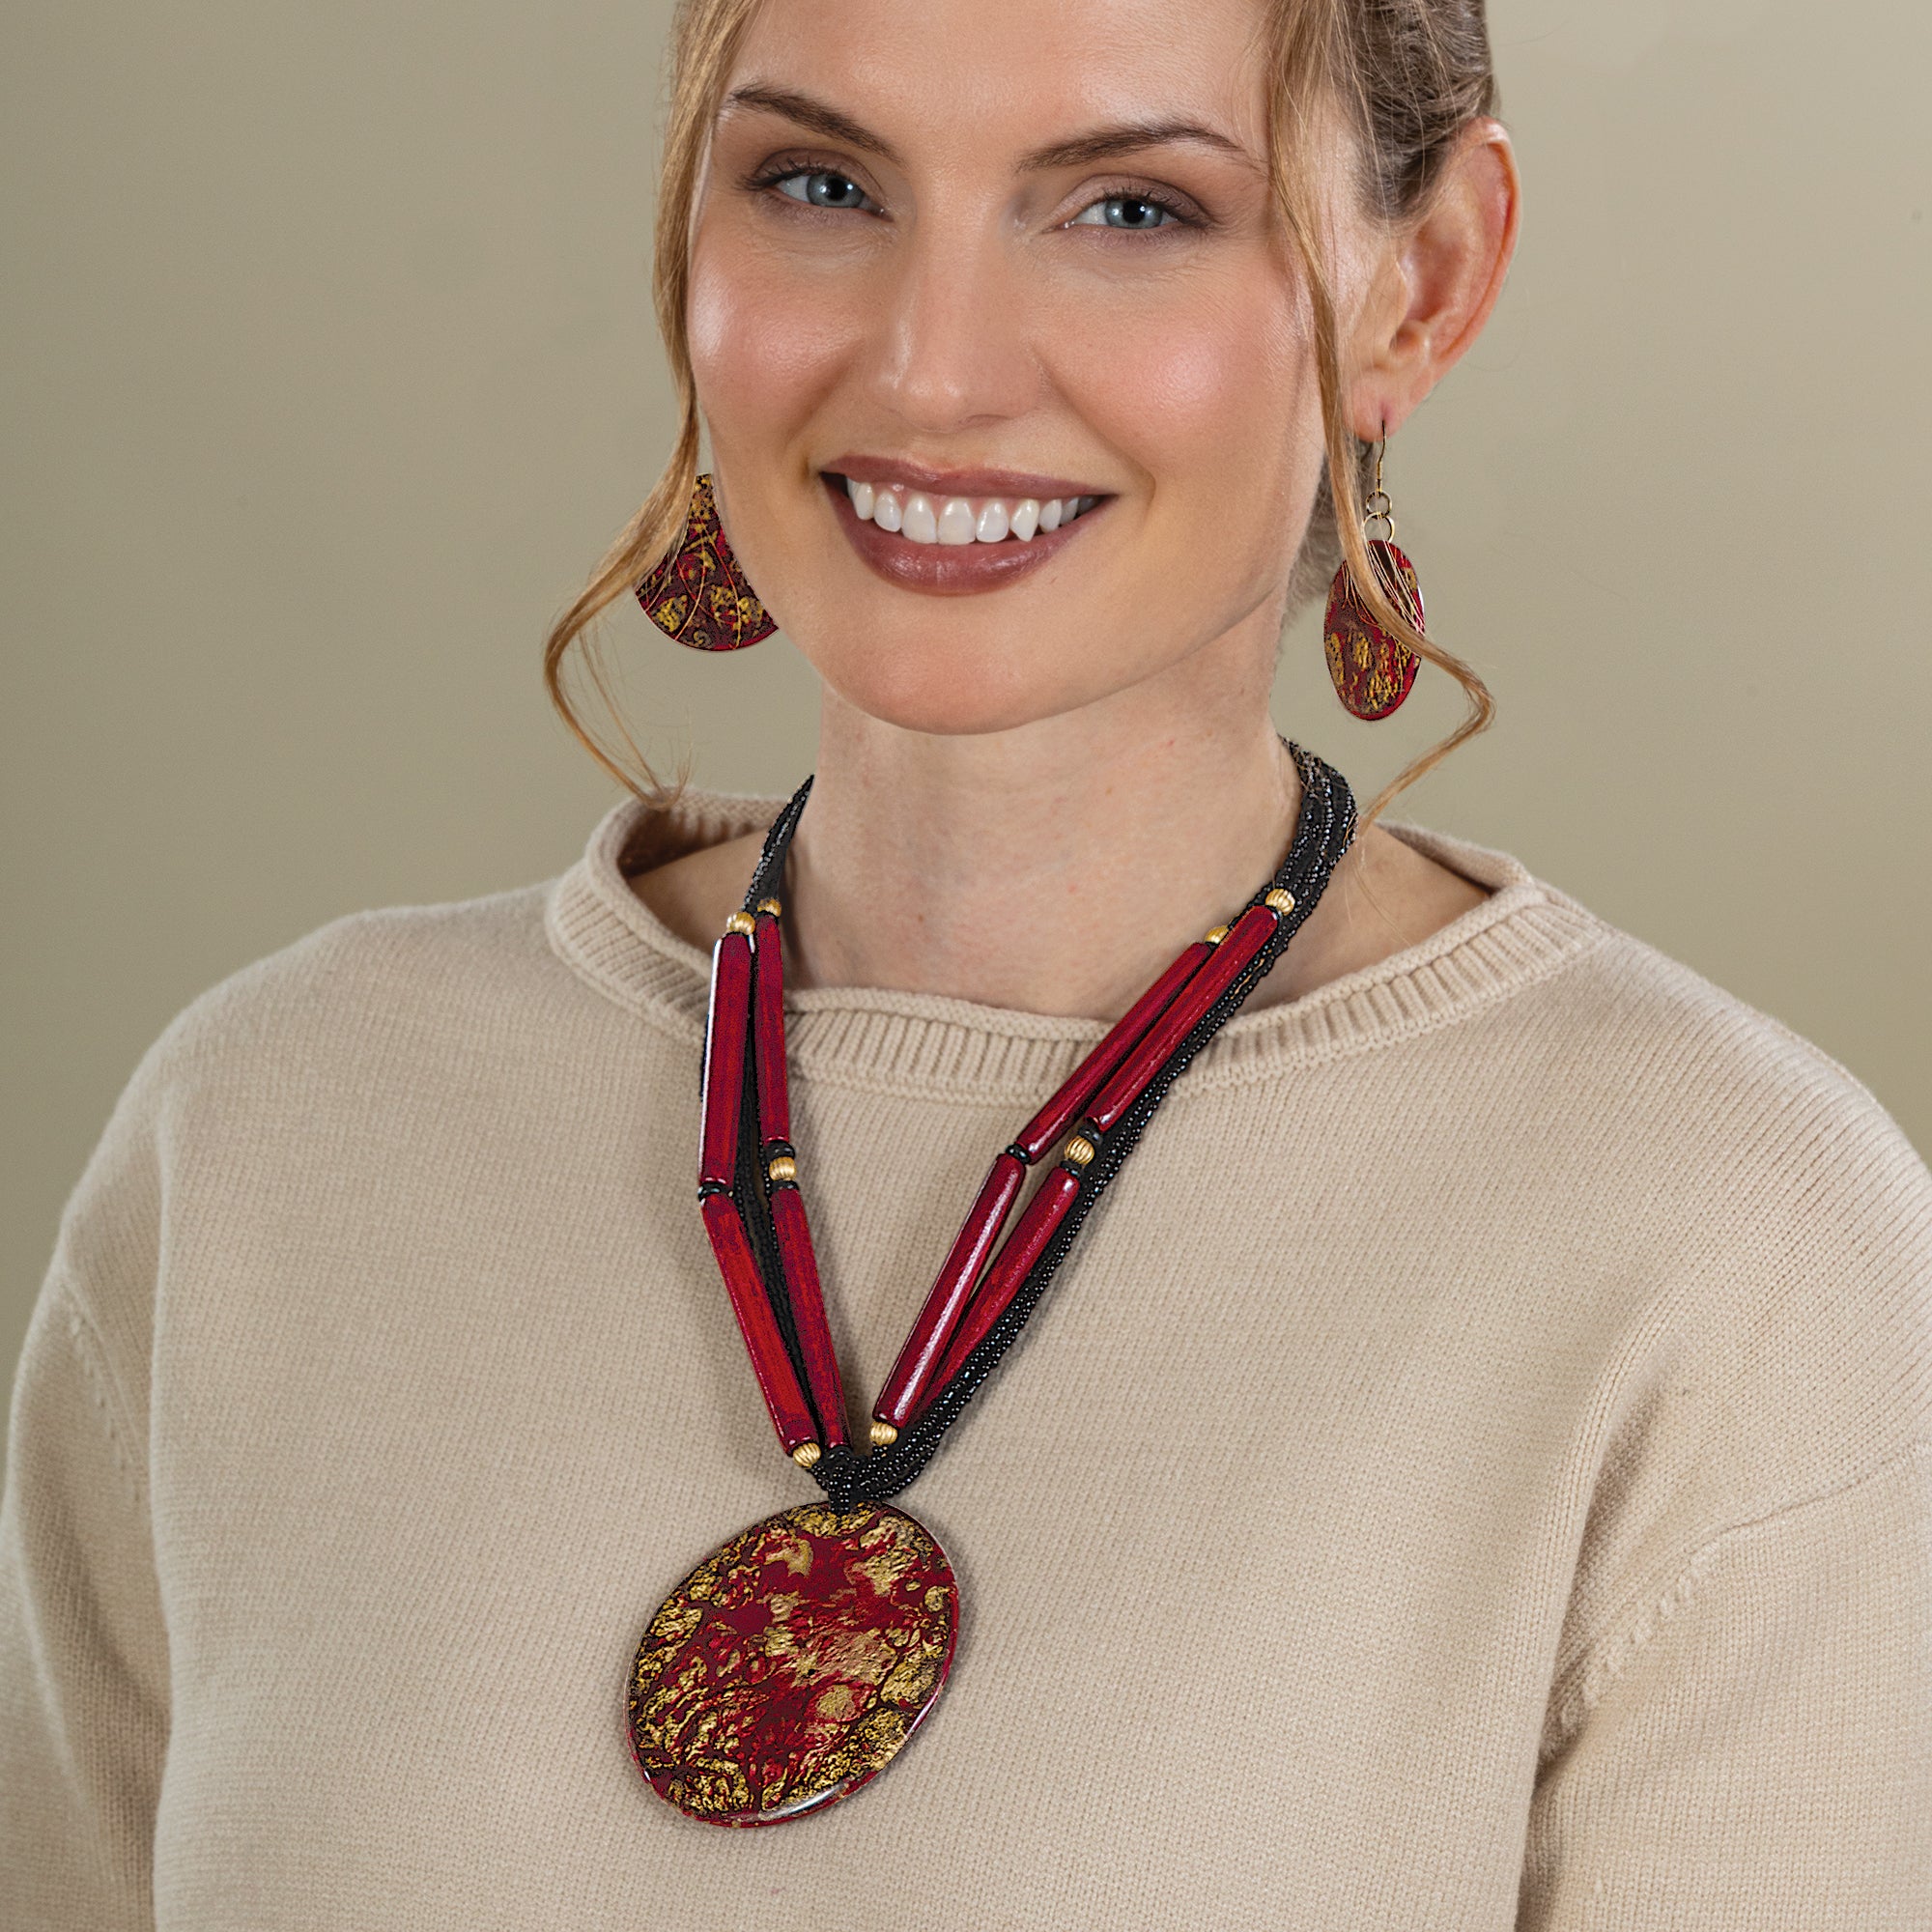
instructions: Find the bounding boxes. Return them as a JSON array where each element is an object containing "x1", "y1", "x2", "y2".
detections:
[{"x1": 4, "y1": 784, "x2": 1929, "y2": 1928}]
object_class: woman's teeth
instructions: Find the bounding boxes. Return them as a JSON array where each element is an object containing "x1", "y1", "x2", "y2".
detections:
[{"x1": 840, "y1": 475, "x2": 1100, "y2": 545}]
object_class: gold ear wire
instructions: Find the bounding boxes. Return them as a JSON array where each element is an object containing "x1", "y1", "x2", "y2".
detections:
[{"x1": 1364, "y1": 428, "x2": 1395, "y2": 542}]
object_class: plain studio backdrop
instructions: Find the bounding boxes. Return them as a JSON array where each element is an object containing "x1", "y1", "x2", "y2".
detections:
[{"x1": 2, "y1": 0, "x2": 1927, "y2": 1463}]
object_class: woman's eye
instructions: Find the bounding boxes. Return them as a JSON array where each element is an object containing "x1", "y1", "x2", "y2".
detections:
[
  {"x1": 765, "y1": 168, "x2": 878, "y2": 213},
  {"x1": 1067, "y1": 192, "x2": 1191, "y2": 233},
  {"x1": 750, "y1": 166, "x2": 1196, "y2": 234}
]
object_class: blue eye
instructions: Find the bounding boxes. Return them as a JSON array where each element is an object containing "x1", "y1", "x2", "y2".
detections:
[
  {"x1": 747, "y1": 163, "x2": 1199, "y2": 234},
  {"x1": 1069, "y1": 192, "x2": 1189, "y2": 232},
  {"x1": 758, "y1": 168, "x2": 878, "y2": 213}
]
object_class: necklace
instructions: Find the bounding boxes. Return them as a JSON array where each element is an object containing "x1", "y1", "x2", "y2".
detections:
[{"x1": 625, "y1": 738, "x2": 1357, "y2": 1826}]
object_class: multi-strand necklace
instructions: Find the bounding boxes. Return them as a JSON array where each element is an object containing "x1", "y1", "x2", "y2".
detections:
[{"x1": 625, "y1": 738, "x2": 1357, "y2": 1826}]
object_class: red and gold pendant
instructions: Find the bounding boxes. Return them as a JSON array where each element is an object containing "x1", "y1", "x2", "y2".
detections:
[{"x1": 628, "y1": 1501, "x2": 959, "y2": 1826}]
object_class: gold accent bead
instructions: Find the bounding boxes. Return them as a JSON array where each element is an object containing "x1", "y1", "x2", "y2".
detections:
[
  {"x1": 869, "y1": 1418, "x2": 899, "y2": 1449},
  {"x1": 724, "y1": 911, "x2": 756, "y2": 936},
  {"x1": 755, "y1": 897, "x2": 783, "y2": 918},
  {"x1": 1063, "y1": 1134, "x2": 1096, "y2": 1169},
  {"x1": 1204, "y1": 924, "x2": 1230, "y2": 946},
  {"x1": 1265, "y1": 889, "x2": 1296, "y2": 915},
  {"x1": 767, "y1": 1154, "x2": 798, "y2": 1183},
  {"x1": 791, "y1": 1441, "x2": 822, "y2": 1469}
]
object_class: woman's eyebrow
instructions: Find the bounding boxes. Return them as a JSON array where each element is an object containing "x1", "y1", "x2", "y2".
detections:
[{"x1": 721, "y1": 82, "x2": 1259, "y2": 176}]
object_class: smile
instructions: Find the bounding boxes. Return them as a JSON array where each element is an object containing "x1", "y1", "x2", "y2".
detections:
[
  {"x1": 821, "y1": 470, "x2": 1111, "y2": 596},
  {"x1": 844, "y1": 473, "x2": 1102, "y2": 544}
]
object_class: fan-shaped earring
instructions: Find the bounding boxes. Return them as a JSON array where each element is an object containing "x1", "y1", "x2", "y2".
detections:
[
  {"x1": 1322, "y1": 437, "x2": 1424, "y2": 720},
  {"x1": 636, "y1": 471, "x2": 777, "y2": 650}
]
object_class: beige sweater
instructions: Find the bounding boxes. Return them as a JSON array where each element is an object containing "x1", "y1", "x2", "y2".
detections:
[{"x1": 4, "y1": 783, "x2": 1929, "y2": 1929}]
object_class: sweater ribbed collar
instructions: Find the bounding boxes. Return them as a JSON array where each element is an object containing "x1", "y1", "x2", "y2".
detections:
[{"x1": 544, "y1": 781, "x2": 1605, "y2": 1099}]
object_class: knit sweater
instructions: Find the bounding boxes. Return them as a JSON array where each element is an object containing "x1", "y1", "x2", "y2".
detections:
[{"x1": 3, "y1": 782, "x2": 1929, "y2": 1930}]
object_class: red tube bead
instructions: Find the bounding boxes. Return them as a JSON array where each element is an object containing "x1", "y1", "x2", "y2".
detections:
[
  {"x1": 768, "y1": 1185, "x2": 848, "y2": 1449},
  {"x1": 699, "y1": 1192, "x2": 817, "y2": 1454},
  {"x1": 698, "y1": 932, "x2": 753, "y2": 1189},
  {"x1": 1086, "y1": 904, "x2": 1278, "y2": 1133},
  {"x1": 922, "y1": 1164, "x2": 1083, "y2": 1407},
  {"x1": 873, "y1": 1151, "x2": 1027, "y2": 1431},
  {"x1": 752, "y1": 912, "x2": 790, "y2": 1149},
  {"x1": 1014, "y1": 940, "x2": 1215, "y2": 1162}
]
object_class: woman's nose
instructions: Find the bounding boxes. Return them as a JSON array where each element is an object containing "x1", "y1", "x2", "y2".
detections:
[{"x1": 862, "y1": 213, "x2": 1039, "y2": 435}]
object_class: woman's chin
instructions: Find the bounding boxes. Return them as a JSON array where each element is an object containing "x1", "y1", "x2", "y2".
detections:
[{"x1": 815, "y1": 650, "x2": 1098, "y2": 740}]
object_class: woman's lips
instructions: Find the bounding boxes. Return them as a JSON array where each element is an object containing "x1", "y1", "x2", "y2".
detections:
[{"x1": 820, "y1": 470, "x2": 1108, "y2": 596}]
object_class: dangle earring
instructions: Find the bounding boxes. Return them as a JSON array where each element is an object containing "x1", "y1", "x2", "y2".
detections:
[
  {"x1": 1322, "y1": 434, "x2": 1425, "y2": 720},
  {"x1": 635, "y1": 471, "x2": 778, "y2": 650}
]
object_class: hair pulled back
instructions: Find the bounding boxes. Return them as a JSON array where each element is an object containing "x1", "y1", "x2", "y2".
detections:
[{"x1": 544, "y1": 0, "x2": 1499, "y2": 831}]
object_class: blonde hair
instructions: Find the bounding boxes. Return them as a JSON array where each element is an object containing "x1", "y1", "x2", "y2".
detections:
[{"x1": 543, "y1": 0, "x2": 1499, "y2": 832}]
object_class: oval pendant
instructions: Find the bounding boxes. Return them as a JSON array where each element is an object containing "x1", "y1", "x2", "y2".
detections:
[{"x1": 627, "y1": 1500, "x2": 960, "y2": 1827}]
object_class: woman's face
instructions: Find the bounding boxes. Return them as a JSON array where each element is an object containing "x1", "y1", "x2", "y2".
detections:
[{"x1": 689, "y1": 0, "x2": 1335, "y2": 739}]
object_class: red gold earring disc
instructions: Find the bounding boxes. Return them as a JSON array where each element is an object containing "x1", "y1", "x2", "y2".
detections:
[
  {"x1": 635, "y1": 471, "x2": 778, "y2": 650},
  {"x1": 628, "y1": 1501, "x2": 959, "y2": 1826},
  {"x1": 1323, "y1": 538, "x2": 1424, "y2": 721}
]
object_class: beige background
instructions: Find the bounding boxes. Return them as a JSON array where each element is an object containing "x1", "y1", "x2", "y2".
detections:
[{"x1": 4, "y1": 0, "x2": 1928, "y2": 1455}]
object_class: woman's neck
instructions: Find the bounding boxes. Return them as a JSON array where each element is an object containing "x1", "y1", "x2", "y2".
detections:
[
  {"x1": 783, "y1": 687, "x2": 1304, "y2": 1020},
  {"x1": 627, "y1": 665, "x2": 1492, "y2": 1026}
]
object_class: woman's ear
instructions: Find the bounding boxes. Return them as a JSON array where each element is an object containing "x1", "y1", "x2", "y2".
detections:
[{"x1": 1346, "y1": 117, "x2": 1522, "y2": 441}]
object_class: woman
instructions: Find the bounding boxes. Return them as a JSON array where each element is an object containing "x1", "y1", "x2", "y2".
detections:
[{"x1": 4, "y1": 0, "x2": 1927, "y2": 1923}]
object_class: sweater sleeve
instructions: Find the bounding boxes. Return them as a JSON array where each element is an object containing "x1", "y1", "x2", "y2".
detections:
[
  {"x1": 1, "y1": 1057, "x2": 172, "y2": 1926},
  {"x1": 1519, "y1": 1443, "x2": 1932, "y2": 1929}
]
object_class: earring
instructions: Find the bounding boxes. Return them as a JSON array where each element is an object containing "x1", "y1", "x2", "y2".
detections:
[
  {"x1": 1322, "y1": 436, "x2": 1424, "y2": 720},
  {"x1": 635, "y1": 471, "x2": 778, "y2": 650}
]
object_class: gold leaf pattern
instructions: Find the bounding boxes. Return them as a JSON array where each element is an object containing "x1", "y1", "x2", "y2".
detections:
[{"x1": 626, "y1": 1502, "x2": 958, "y2": 1826}]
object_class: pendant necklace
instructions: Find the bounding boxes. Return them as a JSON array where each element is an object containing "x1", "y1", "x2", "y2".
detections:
[{"x1": 625, "y1": 737, "x2": 1357, "y2": 1826}]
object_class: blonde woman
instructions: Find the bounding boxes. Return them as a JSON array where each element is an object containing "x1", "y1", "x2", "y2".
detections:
[{"x1": 4, "y1": 0, "x2": 1927, "y2": 1924}]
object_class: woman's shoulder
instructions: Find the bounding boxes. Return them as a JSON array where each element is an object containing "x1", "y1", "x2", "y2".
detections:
[
  {"x1": 1523, "y1": 876, "x2": 1911, "y2": 1172},
  {"x1": 146, "y1": 879, "x2": 563, "y2": 1075},
  {"x1": 1528, "y1": 895, "x2": 1932, "y2": 1296},
  {"x1": 1335, "y1": 820, "x2": 1930, "y2": 1359},
  {"x1": 36, "y1": 874, "x2": 594, "y2": 1391},
  {"x1": 1374, "y1": 827, "x2": 1932, "y2": 1641},
  {"x1": 89, "y1": 870, "x2": 623, "y2": 1176},
  {"x1": 1380, "y1": 818, "x2": 1915, "y2": 1160}
]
